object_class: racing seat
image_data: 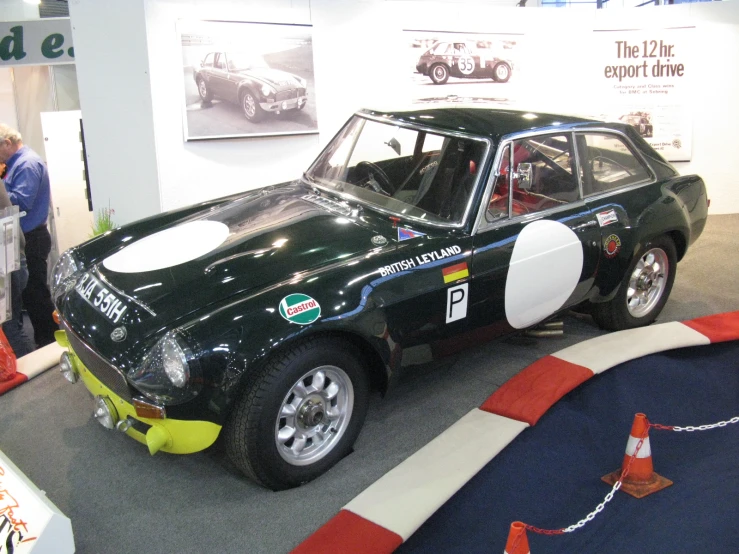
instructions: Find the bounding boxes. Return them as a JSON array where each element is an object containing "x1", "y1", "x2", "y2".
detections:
[{"x1": 413, "y1": 139, "x2": 471, "y2": 220}]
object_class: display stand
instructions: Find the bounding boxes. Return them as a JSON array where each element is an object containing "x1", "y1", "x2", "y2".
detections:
[
  {"x1": 0, "y1": 449, "x2": 75, "y2": 553},
  {"x1": 0, "y1": 205, "x2": 21, "y2": 325},
  {"x1": 0, "y1": 207, "x2": 75, "y2": 552}
]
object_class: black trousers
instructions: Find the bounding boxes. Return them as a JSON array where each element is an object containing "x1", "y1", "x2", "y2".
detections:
[{"x1": 22, "y1": 225, "x2": 58, "y2": 347}]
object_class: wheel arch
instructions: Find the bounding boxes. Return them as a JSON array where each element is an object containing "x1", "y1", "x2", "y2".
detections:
[
  {"x1": 665, "y1": 228, "x2": 687, "y2": 262},
  {"x1": 241, "y1": 328, "x2": 390, "y2": 401},
  {"x1": 237, "y1": 83, "x2": 256, "y2": 101}
]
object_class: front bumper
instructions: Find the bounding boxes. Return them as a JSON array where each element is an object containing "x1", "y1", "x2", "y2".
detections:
[
  {"x1": 56, "y1": 331, "x2": 221, "y2": 455},
  {"x1": 260, "y1": 95, "x2": 307, "y2": 112}
]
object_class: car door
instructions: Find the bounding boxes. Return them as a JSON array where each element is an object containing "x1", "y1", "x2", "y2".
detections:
[
  {"x1": 219, "y1": 53, "x2": 242, "y2": 104},
  {"x1": 469, "y1": 132, "x2": 601, "y2": 335},
  {"x1": 198, "y1": 52, "x2": 215, "y2": 91},
  {"x1": 209, "y1": 53, "x2": 231, "y2": 99},
  {"x1": 575, "y1": 130, "x2": 658, "y2": 298}
]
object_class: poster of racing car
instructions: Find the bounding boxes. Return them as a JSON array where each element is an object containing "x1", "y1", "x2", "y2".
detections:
[
  {"x1": 406, "y1": 30, "x2": 522, "y2": 103},
  {"x1": 178, "y1": 20, "x2": 318, "y2": 140}
]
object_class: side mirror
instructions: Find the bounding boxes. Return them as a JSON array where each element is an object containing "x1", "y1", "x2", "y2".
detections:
[
  {"x1": 515, "y1": 163, "x2": 533, "y2": 190},
  {"x1": 200, "y1": 61, "x2": 204, "y2": 68},
  {"x1": 385, "y1": 137, "x2": 401, "y2": 156}
]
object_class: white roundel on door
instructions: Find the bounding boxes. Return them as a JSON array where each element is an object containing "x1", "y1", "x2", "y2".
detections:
[
  {"x1": 505, "y1": 220, "x2": 583, "y2": 329},
  {"x1": 103, "y1": 220, "x2": 230, "y2": 273}
]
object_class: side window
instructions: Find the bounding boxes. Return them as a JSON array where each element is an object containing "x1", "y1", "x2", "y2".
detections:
[
  {"x1": 202, "y1": 53, "x2": 214, "y2": 68},
  {"x1": 434, "y1": 43, "x2": 453, "y2": 55},
  {"x1": 577, "y1": 133, "x2": 651, "y2": 195},
  {"x1": 511, "y1": 134, "x2": 580, "y2": 215},
  {"x1": 214, "y1": 54, "x2": 226, "y2": 70}
]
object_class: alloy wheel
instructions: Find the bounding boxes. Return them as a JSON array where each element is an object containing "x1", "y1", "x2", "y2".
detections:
[
  {"x1": 626, "y1": 247, "x2": 669, "y2": 317},
  {"x1": 275, "y1": 365, "x2": 354, "y2": 466}
]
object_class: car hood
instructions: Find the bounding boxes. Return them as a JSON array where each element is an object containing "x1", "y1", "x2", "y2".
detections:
[
  {"x1": 87, "y1": 185, "x2": 385, "y2": 325},
  {"x1": 237, "y1": 68, "x2": 302, "y2": 89}
]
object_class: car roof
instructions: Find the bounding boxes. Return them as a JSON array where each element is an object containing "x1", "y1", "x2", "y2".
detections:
[{"x1": 357, "y1": 105, "x2": 604, "y2": 142}]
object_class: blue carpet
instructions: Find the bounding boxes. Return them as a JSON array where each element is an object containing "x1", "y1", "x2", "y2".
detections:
[{"x1": 399, "y1": 341, "x2": 739, "y2": 553}]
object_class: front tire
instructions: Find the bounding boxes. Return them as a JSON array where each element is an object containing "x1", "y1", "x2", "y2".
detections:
[
  {"x1": 429, "y1": 63, "x2": 450, "y2": 85},
  {"x1": 225, "y1": 337, "x2": 369, "y2": 490},
  {"x1": 240, "y1": 89, "x2": 264, "y2": 122},
  {"x1": 592, "y1": 235, "x2": 677, "y2": 331},
  {"x1": 492, "y1": 62, "x2": 512, "y2": 83}
]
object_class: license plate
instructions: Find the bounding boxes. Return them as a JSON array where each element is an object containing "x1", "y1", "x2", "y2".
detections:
[{"x1": 75, "y1": 273, "x2": 128, "y2": 323}]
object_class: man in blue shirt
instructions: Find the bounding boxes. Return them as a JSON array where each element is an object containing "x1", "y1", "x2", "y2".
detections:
[{"x1": 0, "y1": 124, "x2": 58, "y2": 348}]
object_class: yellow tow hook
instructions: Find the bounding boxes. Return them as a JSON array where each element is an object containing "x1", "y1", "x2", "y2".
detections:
[{"x1": 146, "y1": 425, "x2": 172, "y2": 455}]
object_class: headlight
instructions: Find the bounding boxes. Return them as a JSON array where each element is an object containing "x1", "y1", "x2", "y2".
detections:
[
  {"x1": 261, "y1": 84, "x2": 275, "y2": 97},
  {"x1": 128, "y1": 331, "x2": 200, "y2": 405},
  {"x1": 51, "y1": 250, "x2": 82, "y2": 300}
]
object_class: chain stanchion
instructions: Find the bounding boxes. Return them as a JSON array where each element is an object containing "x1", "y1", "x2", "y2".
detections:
[{"x1": 507, "y1": 412, "x2": 739, "y2": 547}]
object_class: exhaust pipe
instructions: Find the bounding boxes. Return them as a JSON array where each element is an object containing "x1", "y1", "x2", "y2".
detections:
[{"x1": 524, "y1": 320, "x2": 564, "y2": 338}]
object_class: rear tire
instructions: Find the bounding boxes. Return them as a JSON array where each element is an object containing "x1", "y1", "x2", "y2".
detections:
[
  {"x1": 592, "y1": 235, "x2": 677, "y2": 331},
  {"x1": 225, "y1": 337, "x2": 369, "y2": 490},
  {"x1": 197, "y1": 78, "x2": 213, "y2": 102},
  {"x1": 430, "y1": 63, "x2": 450, "y2": 85}
]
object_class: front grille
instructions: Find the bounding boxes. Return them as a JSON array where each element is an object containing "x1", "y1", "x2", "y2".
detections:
[
  {"x1": 275, "y1": 89, "x2": 298, "y2": 102},
  {"x1": 65, "y1": 325, "x2": 132, "y2": 402}
]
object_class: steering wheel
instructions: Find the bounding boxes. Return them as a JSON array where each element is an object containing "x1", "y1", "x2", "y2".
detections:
[{"x1": 355, "y1": 161, "x2": 393, "y2": 196}]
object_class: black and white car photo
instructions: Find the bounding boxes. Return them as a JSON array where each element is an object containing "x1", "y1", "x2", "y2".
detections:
[{"x1": 178, "y1": 20, "x2": 318, "y2": 140}]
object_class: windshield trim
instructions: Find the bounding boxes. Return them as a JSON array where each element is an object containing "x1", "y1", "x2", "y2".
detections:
[{"x1": 305, "y1": 112, "x2": 493, "y2": 230}]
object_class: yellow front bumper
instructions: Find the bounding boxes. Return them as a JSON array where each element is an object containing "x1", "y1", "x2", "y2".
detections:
[{"x1": 56, "y1": 331, "x2": 221, "y2": 455}]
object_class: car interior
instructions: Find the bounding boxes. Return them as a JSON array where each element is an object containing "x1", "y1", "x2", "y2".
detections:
[{"x1": 345, "y1": 131, "x2": 486, "y2": 223}]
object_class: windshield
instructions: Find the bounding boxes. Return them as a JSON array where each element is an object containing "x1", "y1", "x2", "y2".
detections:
[
  {"x1": 227, "y1": 53, "x2": 270, "y2": 71},
  {"x1": 305, "y1": 116, "x2": 488, "y2": 224}
]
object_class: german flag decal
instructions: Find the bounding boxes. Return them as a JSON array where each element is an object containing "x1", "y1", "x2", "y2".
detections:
[{"x1": 442, "y1": 262, "x2": 469, "y2": 284}]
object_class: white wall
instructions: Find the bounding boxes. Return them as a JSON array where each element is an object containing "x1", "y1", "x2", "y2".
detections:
[
  {"x1": 70, "y1": 0, "x2": 739, "y2": 223},
  {"x1": 0, "y1": 67, "x2": 18, "y2": 131},
  {"x1": 68, "y1": 0, "x2": 161, "y2": 225},
  {"x1": 0, "y1": 0, "x2": 40, "y2": 21}
]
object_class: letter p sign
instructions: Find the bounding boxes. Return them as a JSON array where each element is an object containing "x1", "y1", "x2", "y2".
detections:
[{"x1": 446, "y1": 283, "x2": 468, "y2": 323}]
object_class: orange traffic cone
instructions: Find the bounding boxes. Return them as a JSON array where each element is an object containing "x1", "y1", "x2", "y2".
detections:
[
  {"x1": 602, "y1": 413, "x2": 673, "y2": 498},
  {"x1": 504, "y1": 521, "x2": 530, "y2": 554}
]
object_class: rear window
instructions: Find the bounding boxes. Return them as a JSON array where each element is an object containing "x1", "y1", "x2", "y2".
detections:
[{"x1": 577, "y1": 133, "x2": 651, "y2": 195}]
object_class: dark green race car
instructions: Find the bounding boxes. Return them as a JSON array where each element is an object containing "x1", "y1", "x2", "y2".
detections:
[{"x1": 52, "y1": 105, "x2": 708, "y2": 490}]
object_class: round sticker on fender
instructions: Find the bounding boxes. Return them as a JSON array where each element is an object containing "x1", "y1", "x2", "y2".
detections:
[
  {"x1": 504, "y1": 220, "x2": 583, "y2": 329},
  {"x1": 604, "y1": 234, "x2": 621, "y2": 258},
  {"x1": 279, "y1": 294, "x2": 321, "y2": 325}
]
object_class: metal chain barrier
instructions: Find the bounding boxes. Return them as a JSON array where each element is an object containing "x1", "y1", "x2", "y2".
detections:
[
  {"x1": 507, "y1": 413, "x2": 739, "y2": 550},
  {"x1": 650, "y1": 416, "x2": 739, "y2": 432}
]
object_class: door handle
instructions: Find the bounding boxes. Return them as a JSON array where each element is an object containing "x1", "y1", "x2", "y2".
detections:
[{"x1": 570, "y1": 220, "x2": 598, "y2": 232}]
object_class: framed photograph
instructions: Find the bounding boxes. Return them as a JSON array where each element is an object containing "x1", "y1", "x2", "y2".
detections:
[
  {"x1": 405, "y1": 30, "x2": 522, "y2": 105},
  {"x1": 178, "y1": 20, "x2": 318, "y2": 140}
]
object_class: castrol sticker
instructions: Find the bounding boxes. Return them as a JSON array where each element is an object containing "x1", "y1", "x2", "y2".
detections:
[{"x1": 279, "y1": 294, "x2": 321, "y2": 325}]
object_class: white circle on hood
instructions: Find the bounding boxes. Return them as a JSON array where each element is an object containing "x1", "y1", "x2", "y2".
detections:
[
  {"x1": 103, "y1": 220, "x2": 229, "y2": 273},
  {"x1": 505, "y1": 219, "x2": 583, "y2": 329}
]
